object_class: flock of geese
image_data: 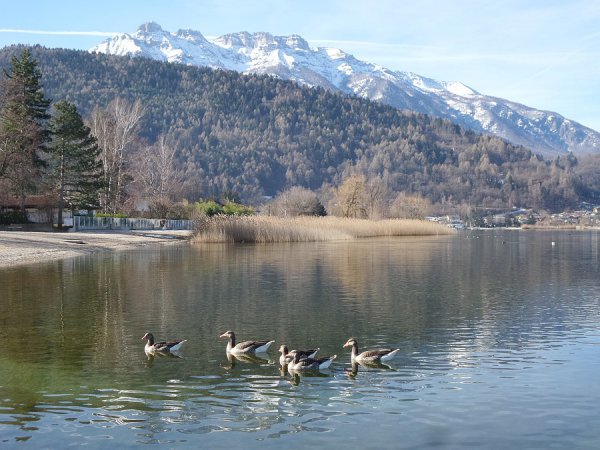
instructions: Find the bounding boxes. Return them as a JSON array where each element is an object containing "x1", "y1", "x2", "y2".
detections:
[{"x1": 141, "y1": 330, "x2": 400, "y2": 372}]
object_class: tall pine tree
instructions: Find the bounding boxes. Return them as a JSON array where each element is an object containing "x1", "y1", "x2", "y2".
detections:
[
  {"x1": 47, "y1": 100, "x2": 103, "y2": 228},
  {"x1": 0, "y1": 49, "x2": 50, "y2": 210}
]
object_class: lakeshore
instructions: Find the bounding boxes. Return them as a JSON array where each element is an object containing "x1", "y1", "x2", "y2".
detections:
[{"x1": 0, "y1": 230, "x2": 192, "y2": 268}]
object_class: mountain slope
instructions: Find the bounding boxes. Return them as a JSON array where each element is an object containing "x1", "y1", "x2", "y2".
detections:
[
  {"x1": 3, "y1": 45, "x2": 596, "y2": 210},
  {"x1": 91, "y1": 22, "x2": 600, "y2": 158}
]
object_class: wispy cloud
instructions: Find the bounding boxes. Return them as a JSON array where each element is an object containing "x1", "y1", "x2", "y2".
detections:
[
  {"x1": 307, "y1": 38, "x2": 587, "y2": 67},
  {"x1": 0, "y1": 28, "x2": 118, "y2": 37},
  {"x1": 308, "y1": 38, "x2": 441, "y2": 52},
  {"x1": 500, "y1": 30, "x2": 600, "y2": 91}
]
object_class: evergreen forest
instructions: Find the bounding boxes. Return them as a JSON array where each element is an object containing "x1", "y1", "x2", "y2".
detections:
[{"x1": 1, "y1": 45, "x2": 599, "y2": 214}]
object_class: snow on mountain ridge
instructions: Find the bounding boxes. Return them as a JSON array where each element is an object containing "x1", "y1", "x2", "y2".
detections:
[{"x1": 90, "y1": 22, "x2": 600, "y2": 157}]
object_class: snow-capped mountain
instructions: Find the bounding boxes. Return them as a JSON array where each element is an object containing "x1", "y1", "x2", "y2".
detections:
[{"x1": 91, "y1": 22, "x2": 600, "y2": 157}]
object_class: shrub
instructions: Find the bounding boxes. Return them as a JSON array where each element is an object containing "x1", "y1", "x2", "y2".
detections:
[
  {"x1": 194, "y1": 200, "x2": 224, "y2": 216},
  {"x1": 222, "y1": 201, "x2": 254, "y2": 216},
  {"x1": 0, "y1": 210, "x2": 29, "y2": 225}
]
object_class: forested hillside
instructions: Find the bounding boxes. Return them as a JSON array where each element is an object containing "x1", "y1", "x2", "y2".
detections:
[{"x1": 1, "y1": 45, "x2": 598, "y2": 212}]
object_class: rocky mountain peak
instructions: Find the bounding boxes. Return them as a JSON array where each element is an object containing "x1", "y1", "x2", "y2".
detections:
[{"x1": 91, "y1": 23, "x2": 600, "y2": 157}]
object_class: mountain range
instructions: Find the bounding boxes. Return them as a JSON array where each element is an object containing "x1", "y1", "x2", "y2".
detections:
[{"x1": 91, "y1": 22, "x2": 600, "y2": 158}]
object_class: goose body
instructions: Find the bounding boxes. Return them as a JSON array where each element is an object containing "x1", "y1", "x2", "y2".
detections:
[
  {"x1": 142, "y1": 332, "x2": 187, "y2": 354},
  {"x1": 278, "y1": 345, "x2": 319, "y2": 366},
  {"x1": 343, "y1": 337, "x2": 399, "y2": 364},
  {"x1": 220, "y1": 330, "x2": 274, "y2": 354},
  {"x1": 287, "y1": 352, "x2": 337, "y2": 371}
]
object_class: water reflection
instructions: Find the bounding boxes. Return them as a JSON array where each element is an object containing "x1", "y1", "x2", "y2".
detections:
[
  {"x1": 0, "y1": 231, "x2": 599, "y2": 448},
  {"x1": 221, "y1": 352, "x2": 272, "y2": 370},
  {"x1": 287, "y1": 370, "x2": 332, "y2": 386},
  {"x1": 345, "y1": 360, "x2": 395, "y2": 378},
  {"x1": 145, "y1": 351, "x2": 183, "y2": 368}
]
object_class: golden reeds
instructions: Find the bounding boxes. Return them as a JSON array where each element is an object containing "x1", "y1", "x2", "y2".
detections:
[{"x1": 192, "y1": 215, "x2": 454, "y2": 243}]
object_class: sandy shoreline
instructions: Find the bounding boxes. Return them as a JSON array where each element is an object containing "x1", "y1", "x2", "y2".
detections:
[{"x1": 0, "y1": 230, "x2": 192, "y2": 268}]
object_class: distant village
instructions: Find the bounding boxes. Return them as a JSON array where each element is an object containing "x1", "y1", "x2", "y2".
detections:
[{"x1": 428, "y1": 204, "x2": 600, "y2": 230}]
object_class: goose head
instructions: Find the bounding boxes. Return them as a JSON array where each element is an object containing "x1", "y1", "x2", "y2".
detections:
[
  {"x1": 219, "y1": 330, "x2": 235, "y2": 340},
  {"x1": 343, "y1": 337, "x2": 358, "y2": 348},
  {"x1": 141, "y1": 332, "x2": 154, "y2": 343},
  {"x1": 278, "y1": 344, "x2": 289, "y2": 355}
]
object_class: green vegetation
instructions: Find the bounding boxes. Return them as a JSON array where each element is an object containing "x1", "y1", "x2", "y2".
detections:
[
  {"x1": 193, "y1": 200, "x2": 223, "y2": 216},
  {"x1": 221, "y1": 202, "x2": 255, "y2": 216},
  {"x1": 0, "y1": 49, "x2": 50, "y2": 210},
  {"x1": 193, "y1": 200, "x2": 254, "y2": 217},
  {"x1": 47, "y1": 100, "x2": 104, "y2": 227},
  {"x1": 0, "y1": 50, "x2": 103, "y2": 226}
]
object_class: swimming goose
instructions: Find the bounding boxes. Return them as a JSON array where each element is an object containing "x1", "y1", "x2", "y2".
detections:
[
  {"x1": 287, "y1": 352, "x2": 337, "y2": 371},
  {"x1": 278, "y1": 344, "x2": 319, "y2": 366},
  {"x1": 342, "y1": 337, "x2": 399, "y2": 363},
  {"x1": 141, "y1": 332, "x2": 187, "y2": 354},
  {"x1": 219, "y1": 330, "x2": 274, "y2": 354}
]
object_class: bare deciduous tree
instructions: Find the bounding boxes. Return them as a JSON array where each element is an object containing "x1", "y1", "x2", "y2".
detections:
[
  {"x1": 129, "y1": 133, "x2": 183, "y2": 211},
  {"x1": 364, "y1": 176, "x2": 389, "y2": 219},
  {"x1": 89, "y1": 98, "x2": 144, "y2": 213},
  {"x1": 270, "y1": 186, "x2": 326, "y2": 217},
  {"x1": 389, "y1": 192, "x2": 431, "y2": 219},
  {"x1": 333, "y1": 173, "x2": 368, "y2": 218}
]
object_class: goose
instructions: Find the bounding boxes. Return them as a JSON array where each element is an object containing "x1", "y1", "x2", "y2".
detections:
[
  {"x1": 141, "y1": 332, "x2": 186, "y2": 354},
  {"x1": 287, "y1": 352, "x2": 337, "y2": 371},
  {"x1": 219, "y1": 330, "x2": 274, "y2": 354},
  {"x1": 342, "y1": 337, "x2": 399, "y2": 364},
  {"x1": 278, "y1": 344, "x2": 319, "y2": 366}
]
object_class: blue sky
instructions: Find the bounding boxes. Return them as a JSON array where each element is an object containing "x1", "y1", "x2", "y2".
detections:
[{"x1": 1, "y1": 0, "x2": 599, "y2": 131}]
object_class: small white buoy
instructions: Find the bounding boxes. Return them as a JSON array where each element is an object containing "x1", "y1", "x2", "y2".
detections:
[{"x1": 551, "y1": 241, "x2": 556, "y2": 246}]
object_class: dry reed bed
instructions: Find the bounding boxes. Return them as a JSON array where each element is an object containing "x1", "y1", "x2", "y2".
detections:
[{"x1": 192, "y1": 215, "x2": 454, "y2": 243}]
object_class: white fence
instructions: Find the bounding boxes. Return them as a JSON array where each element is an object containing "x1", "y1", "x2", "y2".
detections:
[{"x1": 73, "y1": 216, "x2": 193, "y2": 231}]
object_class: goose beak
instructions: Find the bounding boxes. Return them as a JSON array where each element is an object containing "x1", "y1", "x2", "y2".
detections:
[
  {"x1": 219, "y1": 332, "x2": 228, "y2": 339},
  {"x1": 141, "y1": 333, "x2": 148, "y2": 340},
  {"x1": 342, "y1": 341, "x2": 351, "y2": 348}
]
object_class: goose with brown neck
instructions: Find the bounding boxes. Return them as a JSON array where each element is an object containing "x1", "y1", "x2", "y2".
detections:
[
  {"x1": 342, "y1": 337, "x2": 399, "y2": 363},
  {"x1": 278, "y1": 344, "x2": 319, "y2": 366},
  {"x1": 141, "y1": 332, "x2": 187, "y2": 354},
  {"x1": 219, "y1": 330, "x2": 274, "y2": 354}
]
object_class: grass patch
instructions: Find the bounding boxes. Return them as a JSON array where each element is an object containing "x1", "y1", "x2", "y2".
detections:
[{"x1": 192, "y1": 215, "x2": 454, "y2": 243}]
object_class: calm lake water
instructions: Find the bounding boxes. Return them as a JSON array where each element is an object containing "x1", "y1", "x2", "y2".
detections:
[{"x1": 1, "y1": 230, "x2": 599, "y2": 449}]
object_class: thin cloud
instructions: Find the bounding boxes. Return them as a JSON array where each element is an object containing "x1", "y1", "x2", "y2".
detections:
[
  {"x1": 307, "y1": 38, "x2": 583, "y2": 68},
  {"x1": 0, "y1": 28, "x2": 119, "y2": 37},
  {"x1": 500, "y1": 30, "x2": 600, "y2": 92},
  {"x1": 308, "y1": 38, "x2": 441, "y2": 52}
]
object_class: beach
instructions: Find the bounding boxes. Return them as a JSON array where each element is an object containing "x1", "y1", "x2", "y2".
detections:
[{"x1": 0, "y1": 230, "x2": 192, "y2": 268}]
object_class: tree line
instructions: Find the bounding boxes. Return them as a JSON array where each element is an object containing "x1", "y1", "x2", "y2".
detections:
[{"x1": 1, "y1": 45, "x2": 599, "y2": 222}]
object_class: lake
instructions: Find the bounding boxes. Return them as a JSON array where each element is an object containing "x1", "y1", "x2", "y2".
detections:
[{"x1": 1, "y1": 230, "x2": 599, "y2": 449}]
